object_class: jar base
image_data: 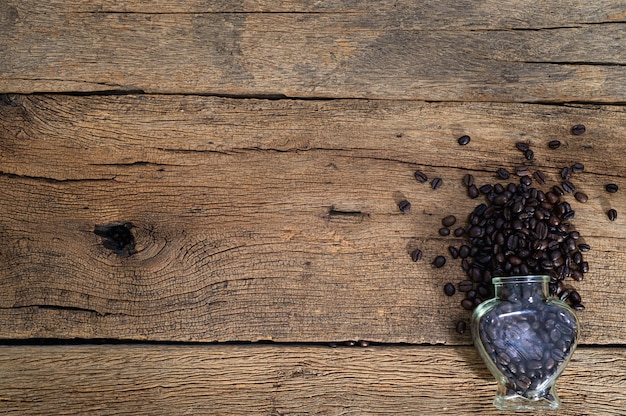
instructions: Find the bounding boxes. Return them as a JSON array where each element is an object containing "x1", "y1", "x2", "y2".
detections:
[{"x1": 494, "y1": 390, "x2": 560, "y2": 411}]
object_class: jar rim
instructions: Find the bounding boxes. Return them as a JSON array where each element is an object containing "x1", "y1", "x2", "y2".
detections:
[{"x1": 492, "y1": 275, "x2": 550, "y2": 284}]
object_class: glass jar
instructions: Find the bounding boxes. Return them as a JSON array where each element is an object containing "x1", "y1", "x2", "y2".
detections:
[{"x1": 470, "y1": 275, "x2": 579, "y2": 410}]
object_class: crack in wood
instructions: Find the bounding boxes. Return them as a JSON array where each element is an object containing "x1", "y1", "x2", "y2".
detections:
[
  {"x1": 2, "y1": 304, "x2": 113, "y2": 317},
  {"x1": 0, "y1": 171, "x2": 116, "y2": 183}
]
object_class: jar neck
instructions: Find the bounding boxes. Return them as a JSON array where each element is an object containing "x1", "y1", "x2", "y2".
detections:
[{"x1": 493, "y1": 275, "x2": 549, "y2": 303}]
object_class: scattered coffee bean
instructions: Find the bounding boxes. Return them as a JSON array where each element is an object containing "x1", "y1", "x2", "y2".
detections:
[
  {"x1": 525, "y1": 149, "x2": 534, "y2": 161},
  {"x1": 568, "y1": 290, "x2": 581, "y2": 305},
  {"x1": 463, "y1": 173, "x2": 474, "y2": 187},
  {"x1": 552, "y1": 185, "x2": 564, "y2": 196},
  {"x1": 411, "y1": 248, "x2": 423, "y2": 262},
  {"x1": 433, "y1": 255, "x2": 447, "y2": 268},
  {"x1": 533, "y1": 170, "x2": 546, "y2": 185},
  {"x1": 455, "y1": 320, "x2": 467, "y2": 334},
  {"x1": 574, "y1": 192, "x2": 588, "y2": 203},
  {"x1": 578, "y1": 243, "x2": 590, "y2": 252},
  {"x1": 458, "y1": 280, "x2": 474, "y2": 292},
  {"x1": 468, "y1": 184, "x2": 479, "y2": 198},
  {"x1": 454, "y1": 227, "x2": 465, "y2": 237},
  {"x1": 444, "y1": 282, "x2": 456, "y2": 296},
  {"x1": 344, "y1": 341, "x2": 356, "y2": 346},
  {"x1": 442, "y1": 215, "x2": 457, "y2": 227},
  {"x1": 571, "y1": 162, "x2": 584, "y2": 173},
  {"x1": 496, "y1": 168, "x2": 510, "y2": 179},
  {"x1": 515, "y1": 142, "x2": 530, "y2": 152},
  {"x1": 571, "y1": 124, "x2": 586, "y2": 135},
  {"x1": 414, "y1": 170, "x2": 428, "y2": 183},
  {"x1": 607, "y1": 209, "x2": 617, "y2": 221},
  {"x1": 398, "y1": 199, "x2": 411, "y2": 213},
  {"x1": 431, "y1": 177, "x2": 443, "y2": 190},
  {"x1": 439, "y1": 227, "x2": 451, "y2": 236},
  {"x1": 548, "y1": 140, "x2": 561, "y2": 149},
  {"x1": 562, "y1": 180, "x2": 575, "y2": 194},
  {"x1": 520, "y1": 176, "x2": 532, "y2": 187},
  {"x1": 479, "y1": 184, "x2": 493, "y2": 194},
  {"x1": 460, "y1": 299, "x2": 474, "y2": 310},
  {"x1": 605, "y1": 183, "x2": 619, "y2": 193},
  {"x1": 515, "y1": 166, "x2": 531, "y2": 177},
  {"x1": 448, "y1": 246, "x2": 459, "y2": 259},
  {"x1": 358, "y1": 340, "x2": 370, "y2": 347},
  {"x1": 458, "y1": 135, "x2": 471, "y2": 145},
  {"x1": 560, "y1": 167, "x2": 571, "y2": 180}
]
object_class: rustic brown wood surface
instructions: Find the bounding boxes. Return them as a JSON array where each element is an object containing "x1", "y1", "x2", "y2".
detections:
[
  {"x1": 1, "y1": 345, "x2": 624, "y2": 415},
  {"x1": 1, "y1": 1, "x2": 626, "y2": 101},
  {"x1": 2, "y1": 0, "x2": 626, "y2": 414},
  {"x1": 1, "y1": 95, "x2": 625, "y2": 344}
]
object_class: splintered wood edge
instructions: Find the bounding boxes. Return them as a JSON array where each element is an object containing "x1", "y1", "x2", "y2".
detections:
[{"x1": 0, "y1": 345, "x2": 624, "y2": 415}]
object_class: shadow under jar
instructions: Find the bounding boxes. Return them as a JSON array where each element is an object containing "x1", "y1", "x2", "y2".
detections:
[{"x1": 470, "y1": 275, "x2": 579, "y2": 410}]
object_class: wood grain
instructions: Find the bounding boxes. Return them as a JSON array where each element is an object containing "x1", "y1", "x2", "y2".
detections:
[
  {"x1": 1, "y1": 95, "x2": 625, "y2": 343},
  {"x1": 1, "y1": 1, "x2": 625, "y2": 100},
  {"x1": 0, "y1": 345, "x2": 624, "y2": 415}
]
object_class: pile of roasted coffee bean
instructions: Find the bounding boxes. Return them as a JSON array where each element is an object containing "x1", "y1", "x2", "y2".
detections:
[
  {"x1": 406, "y1": 124, "x2": 620, "y2": 333},
  {"x1": 478, "y1": 281, "x2": 578, "y2": 396}
]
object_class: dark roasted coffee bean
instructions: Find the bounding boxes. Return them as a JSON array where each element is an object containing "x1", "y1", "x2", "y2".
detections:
[
  {"x1": 463, "y1": 173, "x2": 474, "y2": 187},
  {"x1": 468, "y1": 184, "x2": 479, "y2": 198},
  {"x1": 461, "y1": 299, "x2": 474, "y2": 310},
  {"x1": 546, "y1": 191, "x2": 560, "y2": 204},
  {"x1": 442, "y1": 215, "x2": 457, "y2": 227},
  {"x1": 459, "y1": 245, "x2": 470, "y2": 258},
  {"x1": 580, "y1": 261, "x2": 589, "y2": 273},
  {"x1": 562, "y1": 180, "x2": 575, "y2": 194},
  {"x1": 433, "y1": 255, "x2": 446, "y2": 268},
  {"x1": 605, "y1": 183, "x2": 619, "y2": 193},
  {"x1": 414, "y1": 170, "x2": 428, "y2": 183},
  {"x1": 496, "y1": 168, "x2": 510, "y2": 179},
  {"x1": 561, "y1": 167, "x2": 571, "y2": 180},
  {"x1": 552, "y1": 185, "x2": 564, "y2": 196},
  {"x1": 607, "y1": 208, "x2": 617, "y2": 221},
  {"x1": 411, "y1": 248, "x2": 423, "y2": 262},
  {"x1": 571, "y1": 124, "x2": 586, "y2": 135},
  {"x1": 520, "y1": 176, "x2": 532, "y2": 186},
  {"x1": 455, "y1": 320, "x2": 467, "y2": 334},
  {"x1": 448, "y1": 246, "x2": 459, "y2": 259},
  {"x1": 569, "y1": 290, "x2": 581, "y2": 305},
  {"x1": 571, "y1": 270, "x2": 583, "y2": 281},
  {"x1": 574, "y1": 192, "x2": 588, "y2": 203},
  {"x1": 493, "y1": 183, "x2": 505, "y2": 194},
  {"x1": 533, "y1": 170, "x2": 546, "y2": 185},
  {"x1": 524, "y1": 149, "x2": 534, "y2": 161},
  {"x1": 431, "y1": 177, "x2": 443, "y2": 190},
  {"x1": 444, "y1": 282, "x2": 456, "y2": 296},
  {"x1": 458, "y1": 280, "x2": 473, "y2": 292},
  {"x1": 515, "y1": 166, "x2": 531, "y2": 177},
  {"x1": 458, "y1": 135, "x2": 471, "y2": 145},
  {"x1": 515, "y1": 142, "x2": 529, "y2": 152},
  {"x1": 454, "y1": 227, "x2": 465, "y2": 237},
  {"x1": 398, "y1": 199, "x2": 411, "y2": 213},
  {"x1": 578, "y1": 243, "x2": 591, "y2": 252},
  {"x1": 439, "y1": 227, "x2": 451, "y2": 236},
  {"x1": 573, "y1": 303, "x2": 585, "y2": 311},
  {"x1": 479, "y1": 184, "x2": 493, "y2": 194},
  {"x1": 571, "y1": 162, "x2": 584, "y2": 173},
  {"x1": 548, "y1": 140, "x2": 561, "y2": 149}
]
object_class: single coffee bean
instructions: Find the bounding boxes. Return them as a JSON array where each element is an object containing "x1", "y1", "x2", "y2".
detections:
[
  {"x1": 458, "y1": 280, "x2": 474, "y2": 292},
  {"x1": 605, "y1": 183, "x2": 619, "y2": 193},
  {"x1": 496, "y1": 168, "x2": 510, "y2": 179},
  {"x1": 562, "y1": 181, "x2": 575, "y2": 194},
  {"x1": 515, "y1": 142, "x2": 529, "y2": 152},
  {"x1": 479, "y1": 184, "x2": 493, "y2": 194},
  {"x1": 459, "y1": 245, "x2": 470, "y2": 258},
  {"x1": 458, "y1": 135, "x2": 471, "y2": 146},
  {"x1": 552, "y1": 185, "x2": 564, "y2": 196},
  {"x1": 515, "y1": 166, "x2": 531, "y2": 177},
  {"x1": 571, "y1": 162, "x2": 584, "y2": 173},
  {"x1": 571, "y1": 124, "x2": 586, "y2": 135},
  {"x1": 578, "y1": 243, "x2": 591, "y2": 252},
  {"x1": 433, "y1": 255, "x2": 447, "y2": 268},
  {"x1": 533, "y1": 170, "x2": 546, "y2": 185},
  {"x1": 574, "y1": 192, "x2": 588, "y2": 203},
  {"x1": 442, "y1": 215, "x2": 457, "y2": 227},
  {"x1": 561, "y1": 167, "x2": 571, "y2": 180},
  {"x1": 444, "y1": 282, "x2": 456, "y2": 296},
  {"x1": 414, "y1": 170, "x2": 428, "y2": 183},
  {"x1": 569, "y1": 290, "x2": 582, "y2": 304},
  {"x1": 580, "y1": 261, "x2": 589, "y2": 273},
  {"x1": 398, "y1": 199, "x2": 411, "y2": 213},
  {"x1": 461, "y1": 299, "x2": 474, "y2": 310},
  {"x1": 455, "y1": 320, "x2": 467, "y2": 334},
  {"x1": 573, "y1": 303, "x2": 585, "y2": 311},
  {"x1": 448, "y1": 246, "x2": 459, "y2": 259},
  {"x1": 607, "y1": 208, "x2": 617, "y2": 221},
  {"x1": 525, "y1": 149, "x2": 534, "y2": 161},
  {"x1": 439, "y1": 227, "x2": 451, "y2": 236},
  {"x1": 548, "y1": 140, "x2": 561, "y2": 149},
  {"x1": 411, "y1": 248, "x2": 423, "y2": 262},
  {"x1": 463, "y1": 173, "x2": 474, "y2": 187},
  {"x1": 431, "y1": 177, "x2": 443, "y2": 190},
  {"x1": 468, "y1": 184, "x2": 479, "y2": 198},
  {"x1": 454, "y1": 227, "x2": 465, "y2": 237},
  {"x1": 520, "y1": 176, "x2": 532, "y2": 187}
]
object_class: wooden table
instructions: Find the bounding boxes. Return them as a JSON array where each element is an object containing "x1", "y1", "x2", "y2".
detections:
[{"x1": 1, "y1": 1, "x2": 625, "y2": 414}]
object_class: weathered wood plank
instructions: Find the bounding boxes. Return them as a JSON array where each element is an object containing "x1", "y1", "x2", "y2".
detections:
[
  {"x1": 1, "y1": 95, "x2": 625, "y2": 343},
  {"x1": 0, "y1": 345, "x2": 624, "y2": 415},
  {"x1": 1, "y1": 1, "x2": 625, "y2": 100}
]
